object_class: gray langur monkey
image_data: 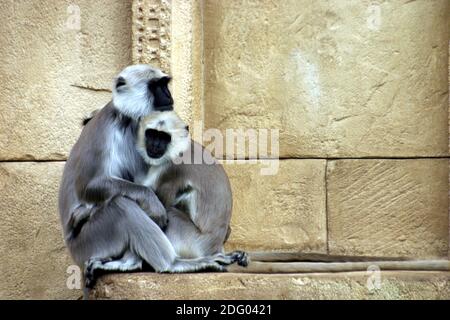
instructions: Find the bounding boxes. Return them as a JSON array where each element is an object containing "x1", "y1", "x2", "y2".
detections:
[
  {"x1": 135, "y1": 111, "x2": 248, "y2": 264},
  {"x1": 58, "y1": 65, "x2": 240, "y2": 290},
  {"x1": 133, "y1": 111, "x2": 449, "y2": 275}
]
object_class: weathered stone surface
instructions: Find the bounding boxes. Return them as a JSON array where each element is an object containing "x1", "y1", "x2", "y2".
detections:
[
  {"x1": 170, "y1": 0, "x2": 204, "y2": 126},
  {"x1": 91, "y1": 271, "x2": 450, "y2": 300},
  {"x1": 0, "y1": 0, "x2": 131, "y2": 160},
  {"x1": 203, "y1": 0, "x2": 449, "y2": 158},
  {"x1": 327, "y1": 159, "x2": 449, "y2": 258},
  {"x1": 223, "y1": 160, "x2": 327, "y2": 253},
  {"x1": 132, "y1": 0, "x2": 171, "y2": 71},
  {"x1": 0, "y1": 162, "x2": 81, "y2": 299}
]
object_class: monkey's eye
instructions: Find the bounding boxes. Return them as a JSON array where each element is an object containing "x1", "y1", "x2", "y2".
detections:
[{"x1": 116, "y1": 76, "x2": 126, "y2": 89}]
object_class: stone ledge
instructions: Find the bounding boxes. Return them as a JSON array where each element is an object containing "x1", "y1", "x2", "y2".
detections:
[{"x1": 90, "y1": 271, "x2": 450, "y2": 300}]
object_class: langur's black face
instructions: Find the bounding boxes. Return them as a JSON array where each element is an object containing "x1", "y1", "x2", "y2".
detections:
[
  {"x1": 112, "y1": 65, "x2": 174, "y2": 119},
  {"x1": 145, "y1": 129, "x2": 172, "y2": 159},
  {"x1": 148, "y1": 76, "x2": 174, "y2": 111}
]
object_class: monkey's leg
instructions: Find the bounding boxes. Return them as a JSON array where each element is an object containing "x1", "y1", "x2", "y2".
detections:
[
  {"x1": 73, "y1": 197, "x2": 227, "y2": 289},
  {"x1": 114, "y1": 197, "x2": 227, "y2": 273},
  {"x1": 89, "y1": 252, "x2": 143, "y2": 272},
  {"x1": 84, "y1": 257, "x2": 113, "y2": 288},
  {"x1": 101, "y1": 252, "x2": 143, "y2": 271},
  {"x1": 84, "y1": 252, "x2": 144, "y2": 288},
  {"x1": 165, "y1": 207, "x2": 248, "y2": 267},
  {"x1": 69, "y1": 199, "x2": 150, "y2": 288},
  {"x1": 164, "y1": 207, "x2": 203, "y2": 258}
]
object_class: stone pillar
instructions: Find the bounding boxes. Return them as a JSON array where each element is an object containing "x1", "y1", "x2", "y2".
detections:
[
  {"x1": 132, "y1": 0, "x2": 171, "y2": 72},
  {"x1": 132, "y1": 0, "x2": 204, "y2": 126}
]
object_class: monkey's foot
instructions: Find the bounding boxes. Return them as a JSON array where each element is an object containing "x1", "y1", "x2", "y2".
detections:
[
  {"x1": 231, "y1": 251, "x2": 249, "y2": 267},
  {"x1": 166, "y1": 259, "x2": 227, "y2": 273},
  {"x1": 215, "y1": 251, "x2": 249, "y2": 267},
  {"x1": 84, "y1": 257, "x2": 112, "y2": 288},
  {"x1": 198, "y1": 263, "x2": 228, "y2": 273}
]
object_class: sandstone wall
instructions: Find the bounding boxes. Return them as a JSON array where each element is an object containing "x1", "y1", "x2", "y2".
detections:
[
  {"x1": 161, "y1": 0, "x2": 449, "y2": 260},
  {"x1": 202, "y1": 0, "x2": 449, "y2": 158},
  {"x1": 0, "y1": 0, "x2": 448, "y2": 299},
  {"x1": 0, "y1": 0, "x2": 131, "y2": 299},
  {"x1": 98, "y1": 0, "x2": 450, "y2": 299}
]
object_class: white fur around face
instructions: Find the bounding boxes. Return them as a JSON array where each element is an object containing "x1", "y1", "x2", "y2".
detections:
[
  {"x1": 140, "y1": 164, "x2": 169, "y2": 190},
  {"x1": 137, "y1": 111, "x2": 191, "y2": 167},
  {"x1": 112, "y1": 64, "x2": 168, "y2": 120}
]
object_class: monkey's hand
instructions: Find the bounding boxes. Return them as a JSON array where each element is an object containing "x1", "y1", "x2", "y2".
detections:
[
  {"x1": 83, "y1": 177, "x2": 168, "y2": 230},
  {"x1": 67, "y1": 204, "x2": 94, "y2": 240},
  {"x1": 137, "y1": 190, "x2": 168, "y2": 230}
]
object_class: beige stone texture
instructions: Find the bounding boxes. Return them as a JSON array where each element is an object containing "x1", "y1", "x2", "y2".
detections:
[
  {"x1": 327, "y1": 159, "x2": 449, "y2": 258},
  {"x1": 0, "y1": 0, "x2": 130, "y2": 299},
  {"x1": 0, "y1": 0, "x2": 131, "y2": 160},
  {"x1": 0, "y1": 162, "x2": 81, "y2": 299},
  {"x1": 133, "y1": 0, "x2": 204, "y2": 128},
  {"x1": 203, "y1": 0, "x2": 449, "y2": 158},
  {"x1": 90, "y1": 271, "x2": 450, "y2": 300},
  {"x1": 223, "y1": 160, "x2": 327, "y2": 253},
  {"x1": 0, "y1": 0, "x2": 447, "y2": 300},
  {"x1": 170, "y1": 0, "x2": 204, "y2": 126}
]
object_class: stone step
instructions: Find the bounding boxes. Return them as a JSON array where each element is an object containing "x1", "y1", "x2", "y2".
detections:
[{"x1": 90, "y1": 271, "x2": 450, "y2": 300}]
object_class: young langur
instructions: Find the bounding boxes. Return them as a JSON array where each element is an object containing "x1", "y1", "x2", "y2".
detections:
[
  {"x1": 134, "y1": 112, "x2": 449, "y2": 274},
  {"x1": 135, "y1": 111, "x2": 247, "y2": 264},
  {"x1": 59, "y1": 65, "x2": 239, "y2": 291}
]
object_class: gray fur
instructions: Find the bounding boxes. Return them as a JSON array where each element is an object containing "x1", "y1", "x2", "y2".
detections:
[
  {"x1": 58, "y1": 65, "x2": 229, "y2": 290},
  {"x1": 136, "y1": 112, "x2": 248, "y2": 266},
  {"x1": 155, "y1": 142, "x2": 234, "y2": 258}
]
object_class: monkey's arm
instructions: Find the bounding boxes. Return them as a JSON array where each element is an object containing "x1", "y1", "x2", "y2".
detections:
[{"x1": 83, "y1": 176, "x2": 167, "y2": 228}]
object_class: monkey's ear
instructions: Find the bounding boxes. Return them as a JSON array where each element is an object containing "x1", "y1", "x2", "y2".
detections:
[
  {"x1": 116, "y1": 76, "x2": 126, "y2": 89},
  {"x1": 81, "y1": 117, "x2": 93, "y2": 126},
  {"x1": 185, "y1": 125, "x2": 189, "y2": 132}
]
